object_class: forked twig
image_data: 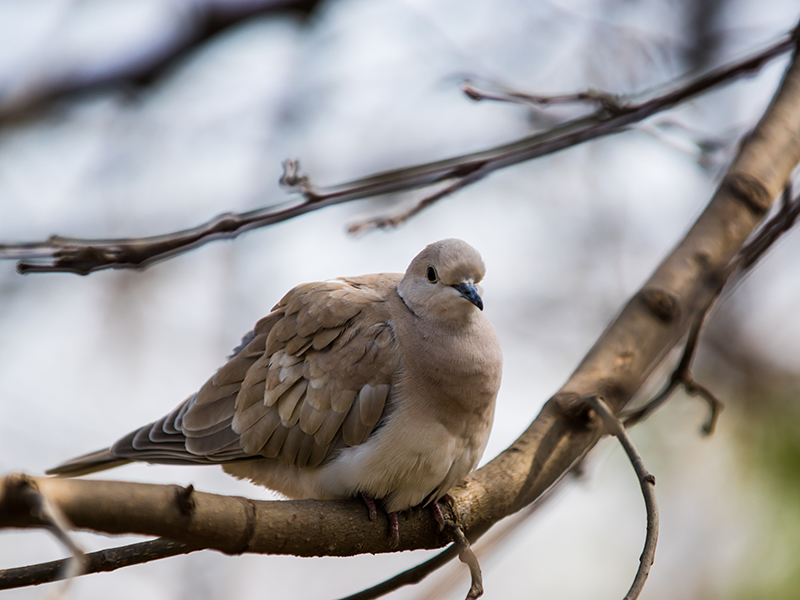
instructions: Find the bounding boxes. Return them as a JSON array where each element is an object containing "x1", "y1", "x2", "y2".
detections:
[
  {"x1": 347, "y1": 169, "x2": 489, "y2": 235},
  {"x1": 623, "y1": 184, "x2": 800, "y2": 433},
  {"x1": 623, "y1": 316, "x2": 723, "y2": 434},
  {"x1": 461, "y1": 80, "x2": 624, "y2": 115},
  {"x1": 586, "y1": 396, "x2": 658, "y2": 600}
]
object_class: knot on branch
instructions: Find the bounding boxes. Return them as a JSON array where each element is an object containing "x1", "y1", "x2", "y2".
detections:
[
  {"x1": 231, "y1": 496, "x2": 258, "y2": 555},
  {"x1": 725, "y1": 172, "x2": 771, "y2": 215},
  {"x1": 640, "y1": 288, "x2": 679, "y2": 323},
  {"x1": 0, "y1": 473, "x2": 39, "y2": 517},
  {"x1": 173, "y1": 484, "x2": 196, "y2": 517}
]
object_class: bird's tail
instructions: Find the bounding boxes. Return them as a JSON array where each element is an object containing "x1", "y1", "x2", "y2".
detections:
[{"x1": 46, "y1": 448, "x2": 132, "y2": 477}]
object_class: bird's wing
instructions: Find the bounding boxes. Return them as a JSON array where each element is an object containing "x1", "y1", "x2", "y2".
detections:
[{"x1": 109, "y1": 277, "x2": 402, "y2": 469}]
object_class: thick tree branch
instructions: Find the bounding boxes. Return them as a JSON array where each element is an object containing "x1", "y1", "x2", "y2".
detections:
[
  {"x1": 3, "y1": 25, "x2": 800, "y2": 598},
  {"x1": 1, "y1": 29, "x2": 796, "y2": 275}
]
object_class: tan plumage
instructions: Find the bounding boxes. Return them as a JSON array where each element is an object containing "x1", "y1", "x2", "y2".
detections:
[{"x1": 48, "y1": 239, "x2": 503, "y2": 513}]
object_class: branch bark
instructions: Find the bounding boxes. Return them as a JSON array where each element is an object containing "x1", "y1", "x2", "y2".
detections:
[
  {"x1": 3, "y1": 27, "x2": 800, "y2": 598},
  {"x1": 0, "y1": 29, "x2": 795, "y2": 275}
]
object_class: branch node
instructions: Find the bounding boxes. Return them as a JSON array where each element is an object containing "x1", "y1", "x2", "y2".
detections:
[
  {"x1": 640, "y1": 287, "x2": 679, "y2": 323},
  {"x1": 174, "y1": 484, "x2": 196, "y2": 517},
  {"x1": 279, "y1": 159, "x2": 319, "y2": 200},
  {"x1": 231, "y1": 496, "x2": 258, "y2": 555},
  {"x1": 725, "y1": 172, "x2": 771, "y2": 215}
]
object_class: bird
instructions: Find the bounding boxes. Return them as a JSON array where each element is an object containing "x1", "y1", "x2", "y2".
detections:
[{"x1": 48, "y1": 239, "x2": 503, "y2": 539}]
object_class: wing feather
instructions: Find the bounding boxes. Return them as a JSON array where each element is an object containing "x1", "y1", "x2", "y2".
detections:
[{"x1": 106, "y1": 276, "x2": 401, "y2": 470}]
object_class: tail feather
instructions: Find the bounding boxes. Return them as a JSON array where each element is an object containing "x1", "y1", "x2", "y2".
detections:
[{"x1": 46, "y1": 448, "x2": 132, "y2": 477}]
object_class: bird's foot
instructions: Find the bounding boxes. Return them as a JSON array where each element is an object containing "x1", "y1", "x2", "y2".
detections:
[
  {"x1": 361, "y1": 493, "x2": 378, "y2": 520},
  {"x1": 361, "y1": 494, "x2": 399, "y2": 547},
  {"x1": 430, "y1": 493, "x2": 453, "y2": 531}
]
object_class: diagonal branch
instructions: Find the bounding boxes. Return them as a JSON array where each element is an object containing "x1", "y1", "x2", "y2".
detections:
[{"x1": 1, "y1": 29, "x2": 797, "y2": 275}]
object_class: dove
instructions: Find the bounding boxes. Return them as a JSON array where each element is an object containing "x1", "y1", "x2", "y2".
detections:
[{"x1": 48, "y1": 239, "x2": 503, "y2": 537}]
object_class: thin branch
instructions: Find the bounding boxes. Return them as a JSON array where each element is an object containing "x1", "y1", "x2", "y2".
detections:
[
  {"x1": 623, "y1": 316, "x2": 724, "y2": 434},
  {"x1": 461, "y1": 80, "x2": 624, "y2": 115},
  {"x1": 0, "y1": 538, "x2": 198, "y2": 590},
  {"x1": 623, "y1": 183, "x2": 800, "y2": 433},
  {"x1": 445, "y1": 523, "x2": 483, "y2": 600},
  {"x1": 347, "y1": 169, "x2": 489, "y2": 235},
  {"x1": 1, "y1": 29, "x2": 797, "y2": 275},
  {"x1": 0, "y1": 1, "x2": 322, "y2": 123},
  {"x1": 337, "y1": 546, "x2": 459, "y2": 600},
  {"x1": 586, "y1": 396, "x2": 658, "y2": 600}
]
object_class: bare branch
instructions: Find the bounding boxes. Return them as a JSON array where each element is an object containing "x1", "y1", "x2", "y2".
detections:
[
  {"x1": 347, "y1": 169, "x2": 489, "y2": 235},
  {"x1": 1, "y1": 29, "x2": 796, "y2": 275},
  {"x1": 0, "y1": 1, "x2": 322, "y2": 123},
  {"x1": 337, "y1": 546, "x2": 459, "y2": 600},
  {"x1": 461, "y1": 80, "x2": 624, "y2": 115},
  {"x1": 623, "y1": 184, "x2": 800, "y2": 433},
  {"x1": 623, "y1": 316, "x2": 724, "y2": 434},
  {"x1": 446, "y1": 523, "x2": 482, "y2": 600},
  {"x1": 586, "y1": 397, "x2": 658, "y2": 600},
  {"x1": 735, "y1": 183, "x2": 800, "y2": 271},
  {"x1": 0, "y1": 538, "x2": 198, "y2": 591}
]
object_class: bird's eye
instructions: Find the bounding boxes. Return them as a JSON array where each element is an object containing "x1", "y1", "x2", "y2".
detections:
[{"x1": 426, "y1": 266, "x2": 438, "y2": 283}]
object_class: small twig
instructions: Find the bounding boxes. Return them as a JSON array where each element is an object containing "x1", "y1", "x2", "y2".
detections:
[
  {"x1": 461, "y1": 80, "x2": 624, "y2": 115},
  {"x1": 0, "y1": 538, "x2": 198, "y2": 590},
  {"x1": 445, "y1": 521, "x2": 483, "y2": 600},
  {"x1": 0, "y1": 3, "x2": 319, "y2": 123},
  {"x1": 1, "y1": 29, "x2": 795, "y2": 274},
  {"x1": 586, "y1": 396, "x2": 658, "y2": 600},
  {"x1": 623, "y1": 316, "x2": 724, "y2": 435},
  {"x1": 347, "y1": 169, "x2": 488, "y2": 235}
]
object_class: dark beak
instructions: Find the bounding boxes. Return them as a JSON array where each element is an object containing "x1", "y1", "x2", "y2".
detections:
[{"x1": 453, "y1": 283, "x2": 483, "y2": 311}]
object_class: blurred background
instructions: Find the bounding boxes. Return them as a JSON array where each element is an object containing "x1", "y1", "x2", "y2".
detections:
[{"x1": 2, "y1": 0, "x2": 800, "y2": 598}]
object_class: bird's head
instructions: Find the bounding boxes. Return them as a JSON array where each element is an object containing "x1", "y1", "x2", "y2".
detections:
[{"x1": 397, "y1": 239, "x2": 487, "y2": 324}]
